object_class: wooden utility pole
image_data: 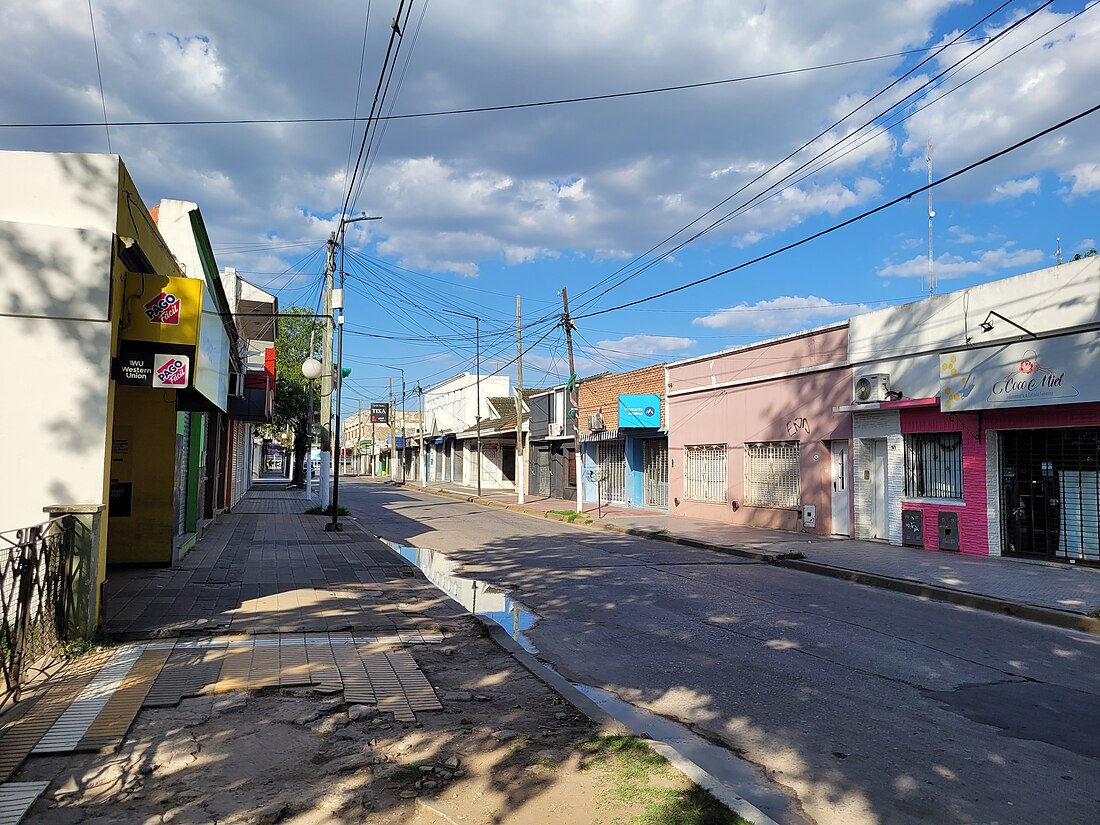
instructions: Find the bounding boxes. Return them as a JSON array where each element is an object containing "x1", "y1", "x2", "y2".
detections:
[
  {"x1": 562, "y1": 287, "x2": 582, "y2": 514},
  {"x1": 514, "y1": 295, "x2": 525, "y2": 504},
  {"x1": 319, "y1": 234, "x2": 336, "y2": 509},
  {"x1": 389, "y1": 377, "x2": 395, "y2": 479},
  {"x1": 417, "y1": 382, "x2": 424, "y2": 482}
]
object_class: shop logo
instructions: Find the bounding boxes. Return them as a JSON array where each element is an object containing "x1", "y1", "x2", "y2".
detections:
[
  {"x1": 991, "y1": 350, "x2": 1070, "y2": 399},
  {"x1": 155, "y1": 357, "x2": 188, "y2": 387},
  {"x1": 144, "y1": 291, "x2": 181, "y2": 325}
]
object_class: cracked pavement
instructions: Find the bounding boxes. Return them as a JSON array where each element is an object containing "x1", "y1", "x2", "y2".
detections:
[{"x1": 343, "y1": 479, "x2": 1100, "y2": 825}]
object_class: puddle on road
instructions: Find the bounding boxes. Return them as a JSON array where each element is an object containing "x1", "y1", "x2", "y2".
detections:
[
  {"x1": 379, "y1": 539, "x2": 540, "y2": 653},
  {"x1": 380, "y1": 536, "x2": 806, "y2": 825}
]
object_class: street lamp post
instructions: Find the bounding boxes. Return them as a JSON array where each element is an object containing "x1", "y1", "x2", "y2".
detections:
[
  {"x1": 329, "y1": 213, "x2": 382, "y2": 533},
  {"x1": 444, "y1": 310, "x2": 481, "y2": 497},
  {"x1": 302, "y1": 356, "x2": 322, "y2": 501}
]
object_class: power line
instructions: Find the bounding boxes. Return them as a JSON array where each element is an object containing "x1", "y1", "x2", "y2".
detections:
[
  {"x1": 572, "y1": 0, "x2": 1030, "y2": 313},
  {"x1": 576, "y1": 100, "x2": 1100, "y2": 320},
  {"x1": 86, "y1": 0, "x2": 110, "y2": 153},
  {"x1": 1, "y1": 41, "x2": 990, "y2": 131}
]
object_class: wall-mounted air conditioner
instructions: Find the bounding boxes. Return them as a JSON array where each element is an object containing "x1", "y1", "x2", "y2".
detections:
[
  {"x1": 548, "y1": 422, "x2": 565, "y2": 437},
  {"x1": 588, "y1": 412, "x2": 605, "y2": 432},
  {"x1": 853, "y1": 373, "x2": 890, "y2": 403}
]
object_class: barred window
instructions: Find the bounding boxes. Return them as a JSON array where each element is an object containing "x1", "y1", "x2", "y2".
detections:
[
  {"x1": 746, "y1": 442, "x2": 801, "y2": 508},
  {"x1": 904, "y1": 433, "x2": 962, "y2": 499},
  {"x1": 684, "y1": 444, "x2": 727, "y2": 503}
]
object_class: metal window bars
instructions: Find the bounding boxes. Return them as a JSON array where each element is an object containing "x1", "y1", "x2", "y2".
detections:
[
  {"x1": 746, "y1": 442, "x2": 800, "y2": 508},
  {"x1": 904, "y1": 433, "x2": 963, "y2": 500},
  {"x1": 685, "y1": 444, "x2": 728, "y2": 503}
]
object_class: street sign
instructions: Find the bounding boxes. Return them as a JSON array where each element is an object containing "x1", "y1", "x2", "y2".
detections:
[{"x1": 369, "y1": 402, "x2": 389, "y2": 424}]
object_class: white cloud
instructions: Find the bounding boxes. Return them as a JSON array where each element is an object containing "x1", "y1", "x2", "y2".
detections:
[
  {"x1": 877, "y1": 245, "x2": 1044, "y2": 278},
  {"x1": 1063, "y1": 163, "x2": 1100, "y2": 196},
  {"x1": 693, "y1": 296, "x2": 871, "y2": 332},
  {"x1": 593, "y1": 334, "x2": 696, "y2": 355},
  {"x1": 989, "y1": 176, "x2": 1039, "y2": 201},
  {"x1": 900, "y1": 7, "x2": 1100, "y2": 200}
]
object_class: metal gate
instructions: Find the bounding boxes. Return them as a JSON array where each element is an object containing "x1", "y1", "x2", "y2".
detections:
[
  {"x1": 0, "y1": 519, "x2": 73, "y2": 703},
  {"x1": 596, "y1": 440, "x2": 626, "y2": 504},
  {"x1": 642, "y1": 439, "x2": 669, "y2": 509},
  {"x1": 176, "y1": 413, "x2": 191, "y2": 535},
  {"x1": 452, "y1": 442, "x2": 464, "y2": 483},
  {"x1": 532, "y1": 447, "x2": 550, "y2": 496},
  {"x1": 1000, "y1": 428, "x2": 1099, "y2": 563}
]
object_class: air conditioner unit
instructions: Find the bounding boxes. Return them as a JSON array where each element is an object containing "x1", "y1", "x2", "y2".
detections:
[
  {"x1": 230, "y1": 372, "x2": 246, "y2": 398},
  {"x1": 548, "y1": 422, "x2": 565, "y2": 437},
  {"x1": 854, "y1": 373, "x2": 890, "y2": 403},
  {"x1": 588, "y1": 412, "x2": 605, "y2": 432}
]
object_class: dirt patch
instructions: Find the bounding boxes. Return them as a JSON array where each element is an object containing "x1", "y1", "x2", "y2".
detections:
[{"x1": 16, "y1": 618, "x2": 742, "y2": 824}]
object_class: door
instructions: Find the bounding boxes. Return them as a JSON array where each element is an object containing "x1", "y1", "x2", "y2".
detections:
[
  {"x1": 642, "y1": 439, "x2": 669, "y2": 509},
  {"x1": 502, "y1": 446, "x2": 517, "y2": 483},
  {"x1": 868, "y1": 439, "x2": 887, "y2": 540},
  {"x1": 1001, "y1": 428, "x2": 1099, "y2": 562},
  {"x1": 532, "y1": 446, "x2": 550, "y2": 496},
  {"x1": 597, "y1": 440, "x2": 627, "y2": 504},
  {"x1": 830, "y1": 441, "x2": 851, "y2": 536}
]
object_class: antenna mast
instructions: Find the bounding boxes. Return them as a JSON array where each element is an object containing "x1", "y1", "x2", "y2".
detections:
[{"x1": 927, "y1": 138, "x2": 935, "y2": 297}]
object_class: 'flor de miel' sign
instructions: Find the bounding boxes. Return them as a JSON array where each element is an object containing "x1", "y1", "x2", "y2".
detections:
[{"x1": 940, "y1": 332, "x2": 1100, "y2": 412}]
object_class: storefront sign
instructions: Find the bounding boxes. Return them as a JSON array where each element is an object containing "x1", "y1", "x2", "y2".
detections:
[
  {"x1": 113, "y1": 347, "x2": 193, "y2": 389},
  {"x1": 370, "y1": 402, "x2": 389, "y2": 424},
  {"x1": 940, "y1": 332, "x2": 1100, "y2": 411},
  {"x1": 618, "y1": 394, "x2": 661, "y2": 428},
  {"x1": 120, "y1": 274, "x2": 203, "y2": 346}
]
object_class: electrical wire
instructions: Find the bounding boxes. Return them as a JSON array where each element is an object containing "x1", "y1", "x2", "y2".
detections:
[
  {"x1": 571, "y1": 0, "x2": 1031, "y2": 314},
  {"x1": 2, "y1": 41, "x2": 991, "y2": 131},
  {"x1": 575, "y1": 100, "x2": 1100, "y2": 320}
]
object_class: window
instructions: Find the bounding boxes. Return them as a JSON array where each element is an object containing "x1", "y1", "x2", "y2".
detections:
[
  {"x1": 685, "y1": 444, "x2": 728, "y2": 503},
  {"x1": 746, "y1": 442, "x2": 801, "y2": 508},
  {"x1": 904, "y1": 433, "x2": 963, "y2": 499}
]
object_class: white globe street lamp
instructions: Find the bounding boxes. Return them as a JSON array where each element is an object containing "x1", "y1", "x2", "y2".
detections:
[{"x1": 301, "y1": 357, "x2": 323, "y2": 380}]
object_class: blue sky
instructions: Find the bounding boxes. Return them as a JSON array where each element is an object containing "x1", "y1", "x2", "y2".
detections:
[{"x1": 2, "y1": 1, "x2": 1097, "y2": 415}]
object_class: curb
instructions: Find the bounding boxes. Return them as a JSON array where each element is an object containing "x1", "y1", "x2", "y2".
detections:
[
  {"x1": 395, "y1": 482, "x2": 1100, "y2": 637},
  {"x1": 478, "y1": 620, "x2": 781, "y2": 825}
]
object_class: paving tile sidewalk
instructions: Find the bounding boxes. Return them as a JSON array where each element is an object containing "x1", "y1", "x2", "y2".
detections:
[
  {"x1": 102, "y1": 487, "x2": 462, "y2": 639},
  {"x1": 403, "y1": 479, "x2": 1100, "y2": 625}
]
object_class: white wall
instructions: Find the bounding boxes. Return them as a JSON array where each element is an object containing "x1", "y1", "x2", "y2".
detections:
[
  {"x1": 424, "y1": 373, "x2": 510, "y2": 435},
  {"x1": 0, "y1": 212, "x2": 117, "y2": 528},
  {"x1": 849, "y1": 258, "x2": 1100, "y2": 400}
]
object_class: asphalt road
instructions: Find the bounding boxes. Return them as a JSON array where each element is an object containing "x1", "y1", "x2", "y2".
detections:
[{"x1": 341, "y1": 479, "x2": 1100, "y2": 825}]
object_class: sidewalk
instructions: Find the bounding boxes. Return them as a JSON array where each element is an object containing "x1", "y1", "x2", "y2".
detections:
[
  {"x1": 404, "y1": 479, "x2": 1100, "y2": 633},
  {"x1": 3, "y1": 486, "x2": 758, "y2": 825}
]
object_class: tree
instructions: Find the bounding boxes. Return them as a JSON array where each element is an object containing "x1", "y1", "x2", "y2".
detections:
[
  {"x1": 270, "y1": 307, "x2": 323, "y2": 488},
  {"x1": 1072, "y1": 247, "x2": 1097, "y2": 261}
]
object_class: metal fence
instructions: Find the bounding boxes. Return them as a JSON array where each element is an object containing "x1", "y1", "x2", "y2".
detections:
[{"x1": 0, "y1": 517, "x2": 74, "y2": 703}]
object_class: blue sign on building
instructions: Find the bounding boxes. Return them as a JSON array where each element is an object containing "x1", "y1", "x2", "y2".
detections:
[{"x1": 618, "y1": 394, "x2": 661, "y2": 428}]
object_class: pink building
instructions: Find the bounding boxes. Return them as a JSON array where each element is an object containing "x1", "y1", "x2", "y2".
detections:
[{"x1": 666, "y1": 323, "x2": 853, "y2": 535}]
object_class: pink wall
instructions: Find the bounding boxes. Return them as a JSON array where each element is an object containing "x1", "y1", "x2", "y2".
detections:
[
  {"x1": 899, "y1": 402, "x2": 1100, "y2": 556},
  {"x1": 668, "y1": 326, "x2": 852, "y2": 533},
  {"x1": 899, "y1": 408, "x2": 987, "y2": 555}
]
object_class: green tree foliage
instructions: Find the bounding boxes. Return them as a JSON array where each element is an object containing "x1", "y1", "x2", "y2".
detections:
[
  {"x1": 1071, "y1": 247, "x2": 1097, "y2": 261},
  {"x1": 271, "y1": 306, "x2": 322, "y2": 487}
]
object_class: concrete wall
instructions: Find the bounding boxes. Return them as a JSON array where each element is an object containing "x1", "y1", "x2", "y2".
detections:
[
  {"x1": 849, "y1": 257, "x2": 1100, "y2": 400},
  {"x1": 425, "y1": 373, "x2": 510, "y2": 435},
  {"x1": 667, "y1": 325, "x2": 851, "y2": 533}
]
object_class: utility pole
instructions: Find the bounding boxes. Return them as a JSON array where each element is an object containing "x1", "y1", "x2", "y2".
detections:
[
  {"x1": 562, "y1": 287, "x2": 582, "y2": 514},
  {"x1": 400, "y1": 371, "x2": 407, "y2": 484},
  {"x1": 389, "y1": 377, "x2": 395, "y2": 480},
  {"x1": 319, "y1": 234, "x2": 336, "y2": 510},
  {"x1": 515, "y1": 295, "x2": 525, "y2": 504},
  {"x1": 356, "y1": 400, "x2": 362, "y2": 475},
  {"x1": 417, "y1": 382, "x2": 424, "y2": 483}
]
